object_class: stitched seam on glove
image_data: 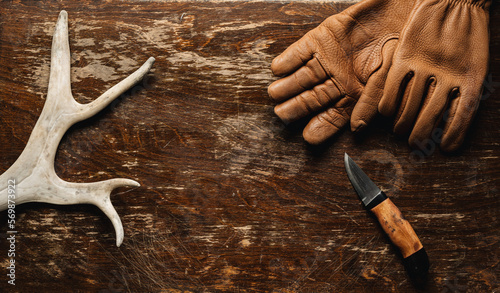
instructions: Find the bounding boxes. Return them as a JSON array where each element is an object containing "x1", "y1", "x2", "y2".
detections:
[
  {"x1": 361, "y1": 33, "x2": 400, "y2": 80},
  {"x1": 312, "y1": 52, "x2": 347, "y2": 98}
]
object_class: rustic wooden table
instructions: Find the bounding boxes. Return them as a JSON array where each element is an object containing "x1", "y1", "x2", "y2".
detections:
[{"x1": 0, "y1": 1, "x2": 498, "y2": 292}]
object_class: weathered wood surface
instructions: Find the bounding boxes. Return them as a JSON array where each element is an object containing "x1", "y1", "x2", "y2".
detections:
[{"x1": 0, "y1": 1, "x2": 498, "y2": 292}]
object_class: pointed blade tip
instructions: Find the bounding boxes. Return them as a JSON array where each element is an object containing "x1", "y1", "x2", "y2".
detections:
[
  {"x1": 344, "y1": 154, "x2": 382, "y2": 207},
  {"x1": 344, "y1": 153, "x2": 351, "y2": 169}
]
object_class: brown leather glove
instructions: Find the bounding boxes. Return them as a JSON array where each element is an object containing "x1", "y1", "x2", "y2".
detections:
[
  {"x1": 268, "y1": 0, "x2": 414, "y2": 144},
  {"x1": 379, "y1": 0, "x2": 491, "y2": 152}
]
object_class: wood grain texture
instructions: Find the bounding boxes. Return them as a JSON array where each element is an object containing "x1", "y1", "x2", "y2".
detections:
[
  {"x1": 371, "y1": 198, "x2": 423, "y2": 258},
  {"x1": 0, "y1": 1, "x2": 498, "y2": 292}
]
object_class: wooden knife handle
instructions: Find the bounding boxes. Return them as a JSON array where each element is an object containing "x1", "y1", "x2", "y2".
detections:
[
  {"x1": 371, "y1": 198, "x2": 422, "y2": 257},
  {"x1": 371, "y1": 198, "x2": 429, "y2": 283}
]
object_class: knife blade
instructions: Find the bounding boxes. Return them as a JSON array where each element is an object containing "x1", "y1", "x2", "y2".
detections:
[{"x1": 344, "y1": 153, "x2": 429, "y2": 285}]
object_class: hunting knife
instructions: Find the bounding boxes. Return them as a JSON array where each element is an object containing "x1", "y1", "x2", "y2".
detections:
[{"x1": 344, "y1": 153, "x2": 429, "y2": 285}]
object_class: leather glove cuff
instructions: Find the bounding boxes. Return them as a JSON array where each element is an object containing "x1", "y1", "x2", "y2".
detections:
[{"x1": 445, "y1": 0, "x2": 491, "y2": 9}]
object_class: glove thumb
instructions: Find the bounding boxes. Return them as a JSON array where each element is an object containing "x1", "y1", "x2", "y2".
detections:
[{"x1": 351, "y1": 38, "x2": 398, "y2": 132}]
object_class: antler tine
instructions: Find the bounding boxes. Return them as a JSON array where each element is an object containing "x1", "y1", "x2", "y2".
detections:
[{"x1": 76, "y1": 56, "x2": 155, "y2": 122}]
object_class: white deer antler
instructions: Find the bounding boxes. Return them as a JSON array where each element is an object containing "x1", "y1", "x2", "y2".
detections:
[{"x1": 0, "y1": 11, "x2": 155, "y2": 246}]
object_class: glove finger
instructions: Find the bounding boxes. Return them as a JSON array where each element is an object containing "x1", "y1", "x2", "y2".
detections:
[
  {"x1": 302, "y1": 96, "x2": 356, "y2": 145},
  {"x1": 408, "y1": 84, "x2": 451, "y2": 149},
  {"x1": 440, "y1": 86, "x2": 482, "y2": 152},
  {"x1": 379, "y1": 64, "x2": 412, "y2": 117},
  {"x1": 275, "y1": 79, "x2": 342, "y2": 124},
  {"x1": 268, "y1": 57, "x2": 329, "y2": 102},
  {"x1": 393, "y1": 74, "x2": 435, "y2": 135},
  {"x1": 271, "y1": 32, "x2": 316, "y2": 77},
  {"x1": 351, "y1": 39, "x2": 398, "y2": 132}
]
